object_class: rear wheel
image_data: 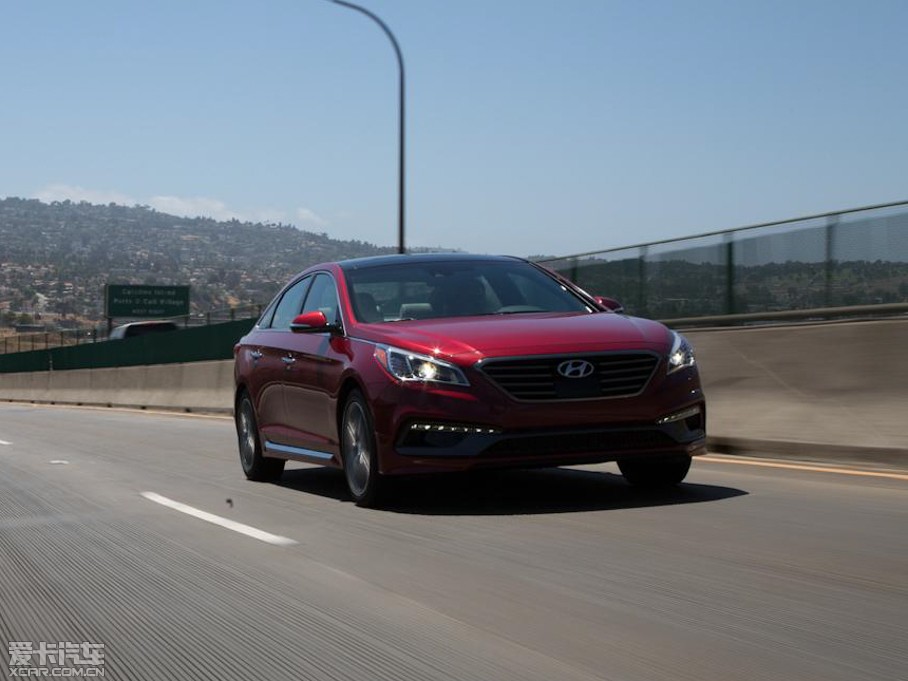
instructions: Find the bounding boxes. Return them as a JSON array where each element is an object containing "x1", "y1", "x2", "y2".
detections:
[
  {"x1": 341, "y1": 390, "x2": 384, "y2": 507},
  {"x1": 618, "y1": 455, "x2": 691, "y2": 487},
  {"x1": 236, "y1": 392, "x2": 285, "y2": 482}
]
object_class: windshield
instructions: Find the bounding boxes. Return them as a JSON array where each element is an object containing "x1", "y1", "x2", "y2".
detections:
[{"x1": 344, "y1": 259, "x2": 593, "y2": 322}]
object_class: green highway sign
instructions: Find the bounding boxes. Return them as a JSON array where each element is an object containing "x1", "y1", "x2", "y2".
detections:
[{"x1": 105, "y1": 285, "x2": 190, "y2": 319}]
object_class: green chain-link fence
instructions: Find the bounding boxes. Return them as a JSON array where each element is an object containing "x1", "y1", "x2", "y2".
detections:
[{"x1": 538, "y1": 201, "x2": 908, "y2": 320}]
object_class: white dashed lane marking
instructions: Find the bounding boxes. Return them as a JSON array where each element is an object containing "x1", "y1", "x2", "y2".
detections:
[{"x1": 140, "y1": 492, "x2": 298, "y2": 547}]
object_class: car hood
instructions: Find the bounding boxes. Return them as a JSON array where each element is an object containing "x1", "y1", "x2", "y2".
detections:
[{"x1": 353, "y1": 312, "x2": 672, "y2": 363}]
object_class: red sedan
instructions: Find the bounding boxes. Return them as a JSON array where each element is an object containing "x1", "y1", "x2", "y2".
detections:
[{"x1": 234, "y1": 254, "x2": 706, "y2": 506}]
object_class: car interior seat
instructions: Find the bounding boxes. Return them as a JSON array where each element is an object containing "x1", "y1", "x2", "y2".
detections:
[
  {"x1": 355, "y1": 292, "x2": 383, "y2": 323},
  {"x1": 430, "y1": 275, "x2": 491, "y2": 316}
]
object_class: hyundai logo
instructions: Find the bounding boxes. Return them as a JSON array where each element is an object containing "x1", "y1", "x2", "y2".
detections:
[{"x1": 556, "y1": 359, "x2": 595, "y2": 379}]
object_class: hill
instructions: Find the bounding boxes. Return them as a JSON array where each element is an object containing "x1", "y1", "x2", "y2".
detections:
[{"x1": 0, "y1": 197, "x2": 396, "y2": 326}]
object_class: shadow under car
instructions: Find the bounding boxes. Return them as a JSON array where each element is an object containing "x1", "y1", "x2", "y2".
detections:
[{"x1": 275, "y1": 464, "x2": 748, "y2": 516}]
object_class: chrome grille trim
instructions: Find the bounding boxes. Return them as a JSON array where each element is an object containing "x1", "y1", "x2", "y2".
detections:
[{"x1": 477, "y1": 351, "x2": 660, "y2": 401}]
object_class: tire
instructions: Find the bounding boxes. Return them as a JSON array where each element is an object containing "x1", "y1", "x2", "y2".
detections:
[
  {"x1": 236, "y1": 392, "x2": 285, "y2": 482},
  {"x1": 618, "y1": 455, "x2": 691, "y2": 487},
  {"x1": 341, "y1": 390, "x2": 384, "y2": 507}
]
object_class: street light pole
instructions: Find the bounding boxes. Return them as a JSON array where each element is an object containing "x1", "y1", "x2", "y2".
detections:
[{"x1": 329, "y1": 0, "x2": 406, "y2": 254}]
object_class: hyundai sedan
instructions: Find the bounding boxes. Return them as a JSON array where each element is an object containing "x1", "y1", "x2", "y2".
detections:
[{"x1": 234, "y1": 254, "x2": 706, "y2": 506}]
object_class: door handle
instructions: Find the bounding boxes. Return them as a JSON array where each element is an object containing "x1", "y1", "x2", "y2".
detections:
[
  {"x1": 250, "y1": 350, "x2": 263, "y2": 360},
  {"x1": 282, "y1": 356, "x2": 297, "y2": 365}
]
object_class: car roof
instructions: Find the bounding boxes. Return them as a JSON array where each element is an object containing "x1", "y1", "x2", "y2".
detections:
[
  {"x1": 115, "y1": 320, "x2": 178, "y2": 327},
  {"x1": 337, "y1": 253, "x2": 523, "y2": 272}
]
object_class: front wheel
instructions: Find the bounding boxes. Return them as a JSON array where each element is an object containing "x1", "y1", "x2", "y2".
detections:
[
  {"x1": 236, "y1": 392, "x2": 285, "y2": 482},
  {"x1": 341, "y1": 390, "x2": 384, "y2": 507},
  {"x1": 618, "y1": 455, "x2": 691, "y2": 487}
]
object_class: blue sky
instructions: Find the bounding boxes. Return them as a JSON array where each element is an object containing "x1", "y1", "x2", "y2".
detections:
[{"x1": 1, "y1": 0, "x2": 906, "y2": 256}]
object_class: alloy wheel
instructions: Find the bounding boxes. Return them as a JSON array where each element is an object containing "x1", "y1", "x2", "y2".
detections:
[{"x1": 343, "y1": 400, "x2": 372, "y2": 498}]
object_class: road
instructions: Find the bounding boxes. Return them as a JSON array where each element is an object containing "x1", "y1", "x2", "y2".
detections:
[{"x1": 1, "y1": 404, "x2": 905, "y2": 681}]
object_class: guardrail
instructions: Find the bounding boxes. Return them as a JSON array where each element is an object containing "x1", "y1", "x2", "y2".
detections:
[
  {"x1": 538, "y1": 200, "x2": 908, "y2": 321},
  {"x1": 660, "y1": 302, "x2": 908, "y2": 328},
  {"x1": 0, "y1": 318, "x2": 257, "y2": 374},
  {"x1": 0, "y1": 303, "x2": 263, "y2": 355}
]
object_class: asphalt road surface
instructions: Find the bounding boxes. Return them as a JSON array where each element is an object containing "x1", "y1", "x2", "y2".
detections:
[{"x1": 1, "y1": 404, "x2": 905, "y2": 681}]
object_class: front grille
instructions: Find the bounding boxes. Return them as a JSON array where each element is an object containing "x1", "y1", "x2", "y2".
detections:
[{"x1": 479, "y1": 352, "x2": 659, "y2": 401}]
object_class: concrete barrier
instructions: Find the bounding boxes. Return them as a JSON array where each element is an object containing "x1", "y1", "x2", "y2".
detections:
[
  {"x1": 0, "y1": 360, "x2": 234, "y2": 413},
  {"x1": 1, "y1": 319, "x2": 905, "y2": 464},
  {"x1": 685, "y1": 317, "x2": 908, "y2": 464}
]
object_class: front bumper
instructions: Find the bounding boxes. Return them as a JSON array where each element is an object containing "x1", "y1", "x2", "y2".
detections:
[
  {"x1": 366, "y1": 361, "x2": 706, "y2": 475},
  {"x1": 390, "y1": 404, "x2": 705, "y2": 471}
]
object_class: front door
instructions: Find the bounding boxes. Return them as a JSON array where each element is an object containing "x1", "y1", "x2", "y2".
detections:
[{"x1": 281, "y1": 273, "x2": 347, "y2": 457}]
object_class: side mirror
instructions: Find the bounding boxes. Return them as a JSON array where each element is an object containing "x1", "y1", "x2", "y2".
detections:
[
  {"x1": 290, "y1": 311, "x2": 333, "y2": 332},
  {"x1": 593, "y1": 296, "x2": 625, "y2": 314}
]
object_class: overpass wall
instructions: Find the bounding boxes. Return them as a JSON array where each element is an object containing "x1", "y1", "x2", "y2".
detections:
[
  {"x1": 1, "y1": 318, "x2": 906, "y2": 459},
  {"x1": 683, "y1": 318, "x2": 907, "y2": 459},
  {"x1": 0, "y1": 360, "x2": 235, "y2": 413}
]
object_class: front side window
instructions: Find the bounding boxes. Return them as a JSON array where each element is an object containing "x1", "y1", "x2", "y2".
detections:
[
  {"x1": 269, "y1": 276, "x2": 312, "y2": 330},
  {"x1": 301, "y1": 273, "x2": 341, "y2": 327}
]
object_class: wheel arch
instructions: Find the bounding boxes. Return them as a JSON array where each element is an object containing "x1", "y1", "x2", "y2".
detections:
[
  {"x1": 335, "y1": 375, "x2": 369, "y2": 439},
  {"x1": 234, "y1": 381, "x2": 250, "y2": 416}
]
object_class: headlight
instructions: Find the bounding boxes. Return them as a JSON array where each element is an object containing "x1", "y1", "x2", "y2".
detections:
[
  {"x1": 667, "y1": 331, "x2": 696, "y2": 374},
  {"x1": 374, "y1": 345, "x2": 470, "y2": 386}
]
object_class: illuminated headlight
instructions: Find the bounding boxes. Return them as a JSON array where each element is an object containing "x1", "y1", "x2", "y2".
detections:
[
  {"x1": 667, "y1": 331, "x2": 696, "y2": 374},
  {"x1": 374, "y1": 345, "x2": 469, "y2": 386}
]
